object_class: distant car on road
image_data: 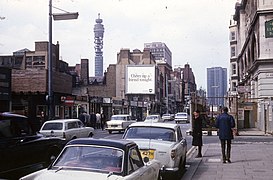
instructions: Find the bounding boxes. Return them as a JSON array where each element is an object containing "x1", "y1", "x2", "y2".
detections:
[
  {"x1": 161, "y1": 114, "x2": 174, "y2": 121},
  {"x1": 39, "y1": 119, "x2": 94, "y2": 141},
  {"x1": 105, "y1": 114, "x2": 136, "y2": 134},
  {"x1": 20, "y1": 138, "x2": 161, "y2": 180},
  {"x1": 174, "y1": 112, "x2": 190, "y2": 123},
  {"x1": 0, "y1": 112, "x2": 65, "y2": 179},
  {"x1": 123, "y1": 122, "x2": 187, "y2": 179},
  {"x1": 144, "y1": 114, "x2": 163, "y2": 123}
]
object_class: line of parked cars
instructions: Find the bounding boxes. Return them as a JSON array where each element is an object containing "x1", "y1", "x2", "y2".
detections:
[{"x1": 3, "y1": 112, "x2": 188, "y2": 179}]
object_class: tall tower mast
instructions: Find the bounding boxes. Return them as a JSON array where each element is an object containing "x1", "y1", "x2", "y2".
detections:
[{"x1": 94, "y1": 13, "x2": 104, "y2": 77}]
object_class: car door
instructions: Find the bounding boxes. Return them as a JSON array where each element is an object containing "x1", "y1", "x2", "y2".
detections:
[
  {"x1": 121, "y1": 116, "x2": 130, "y2": 129},
  {"x1": 125, "y1": 146, "x2": 158, "y2": 180},
  {"x1": 66, "y1": 121, "x2": 79, "y2": 140},
  {"x1": 76, "y1": 120, "x2": 88, "y2": 137},
  {"x1": 176, "y1": 126, "x2": 187, "y2": 160}
]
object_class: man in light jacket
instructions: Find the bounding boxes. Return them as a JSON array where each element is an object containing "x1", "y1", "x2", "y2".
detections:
[{"x1": 215, "y1": 107, "x2": 235, "y2": 163}]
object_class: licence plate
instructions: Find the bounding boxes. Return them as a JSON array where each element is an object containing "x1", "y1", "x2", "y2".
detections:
[{"x1": 140, "y1": 149, "x2": 155, "y2": 160}]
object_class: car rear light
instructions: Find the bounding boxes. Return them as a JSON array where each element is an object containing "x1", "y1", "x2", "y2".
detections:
[{"x1": 171, "y1": 149, "x2": 176, "y2": 159}]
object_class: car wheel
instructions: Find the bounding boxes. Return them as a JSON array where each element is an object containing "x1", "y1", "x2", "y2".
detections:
[
  {"x1": 176, "y1": 158, "x2": 185, "y2": 179},
  {"x1": 108, "y1": 130, "x2": 112, "y2": 134},
  {"x1": 88, "y1": 132, "x2": 93, "y2": 137}
]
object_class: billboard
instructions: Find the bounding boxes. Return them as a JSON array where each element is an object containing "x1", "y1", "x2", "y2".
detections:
[{"x1": 126, "y1": 65, "x2": 155, "y2": 94}]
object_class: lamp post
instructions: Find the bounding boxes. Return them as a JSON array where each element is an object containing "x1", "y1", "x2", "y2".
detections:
[{"x1": 48, "y1": 0, "x2": 78, "y2": 120}]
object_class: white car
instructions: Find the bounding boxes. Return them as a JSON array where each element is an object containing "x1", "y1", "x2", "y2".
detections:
[
  {"x1": 123, "y1": 122, "x2": 187, "y2": 179},
  {"x1": 161, "y1": 114, "x2": 174, "y2": 121},
  {"x1": 39, "y1": 119, "x2": 94, "y2": 141},
  {"x1": 144, "y1": 114, "x2": 163, "y2": 123},
  {"x1": 174, "y1": 112, "x2": 190, "y2": 123},
  {"x1": 106, "y1": 114, "x2": 136, "y2": 134},
  {"x1": 20, "y1": 138, "x2": 161, "y2": 180}
]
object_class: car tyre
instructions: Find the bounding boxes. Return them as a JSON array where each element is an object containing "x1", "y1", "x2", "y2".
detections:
[
  {"x1": 175, "y1": 158, "x2": 185, "y2": 180},
  {"x1": 88, "y1": 132, "x2": 93, "y2": 137},
  {"x1": 108, "y1": 130, "x2": 112, "y2": 134}
]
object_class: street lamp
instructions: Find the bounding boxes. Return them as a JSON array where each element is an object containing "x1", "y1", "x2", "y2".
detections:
[{"x1": 48, "y1": 0, "x2": 78, "y2": 120}]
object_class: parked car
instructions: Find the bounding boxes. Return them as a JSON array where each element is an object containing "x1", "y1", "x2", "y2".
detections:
[
  {"x1": 123, "y1": 122, "x2": 187, "y2": 179},
  {"x1": 144, "y1": 114, "x2": 163, "y2": 123},
  {"x1": 161, "y1": 114, "x2": 174, "y2": 121},
  {"x1": 0, "y1": 112, "x2": 66, "y2": 179},
  {"x1": 105, "y1": 114, "x2": 136, "y2": 134},
  {"x1": 20, "y1": 138, "x2": 161, "y2": 180},
  {"x1": 174, "y1": 112, "x2": 190, "y2": 123},
  {"x1": 39, "y1": 119, "x2": 94, "y2": 141}
]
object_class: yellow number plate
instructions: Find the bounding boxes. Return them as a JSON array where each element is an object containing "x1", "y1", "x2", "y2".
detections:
[{"x1": 140, "y1": 149, "x2": 155, "y2": 160}]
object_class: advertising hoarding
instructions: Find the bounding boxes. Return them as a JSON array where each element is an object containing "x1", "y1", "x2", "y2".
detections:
[{"x1": 126, "y1": 65, "x2": 155, "y2": 94}]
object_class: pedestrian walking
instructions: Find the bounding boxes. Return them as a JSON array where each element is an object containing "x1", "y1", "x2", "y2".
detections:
[
  {"x1": 192, "y1": 110, "x2": 203, "y2": 158},
  {"x1": 96, "y1": 112, "x2": 101, "y2": 129},
  {"x1": 90, "y1": 111, "x2": 97, "y2": 129},
  {"x1": 100, "y1": 112, "x2": 106, "y2": 130},
  {"x1": 215, "y1": 107, "x2": 235, "y2": 163}
]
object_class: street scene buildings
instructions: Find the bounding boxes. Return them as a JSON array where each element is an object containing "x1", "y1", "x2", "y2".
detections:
[
  {"x1": 1, "y1": 1, "x2": 273, "y2": 180},
  {"x1": 1, "y1": 0, "x2": 273, "y2": 134}
]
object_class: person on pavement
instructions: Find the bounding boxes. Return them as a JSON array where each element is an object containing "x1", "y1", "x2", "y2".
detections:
[
  {"x1": 215, "y1": 107, "x2": 235, "y2": 163},
  {"x1": 192, "y1": 110, "x2": 203, "y2": 158}
]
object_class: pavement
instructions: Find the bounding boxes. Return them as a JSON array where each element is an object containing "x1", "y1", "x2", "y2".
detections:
[{"x1": 183, "y1": 129, "x2": 273, "y2": 180}]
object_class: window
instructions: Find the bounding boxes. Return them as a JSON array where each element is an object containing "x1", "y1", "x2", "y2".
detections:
[
  {"x1": 177, "y1": 127, "x2": 182, "y2": 141},
  {"x1": 67, "y1": 121, "x2": 78, "y2": 129},
  {"x1": 231, "y1": 63, "x2": 236, "y2": 75},
  {"x1": 232, "y1": 82, "x2": 237, "y2": 91},
  {"x1": 230, "y1": 31, "x2": 236, "y2": 41},
  {"x1": 128, "y1": 147, "x2": 143, "y2": 174},
  {"x1": 231, "y1": 46, "x2": 236, "y2": 57}
]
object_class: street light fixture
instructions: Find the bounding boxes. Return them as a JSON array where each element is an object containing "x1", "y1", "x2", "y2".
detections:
[{"x1": 48, "y1": 0, "x2": 78, "y2": 120}]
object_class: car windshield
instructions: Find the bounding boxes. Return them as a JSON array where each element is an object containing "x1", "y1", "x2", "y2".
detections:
[
  {"x1": 42, "y1": 123, "x2": 63, "y2": 130},
  {"x1": 53, "y1": 145, "x2": 124, "y2": 173},
  {"x1": 177, "y1": 113, "x2": 187, "y2": 117},
  {"x1": 145, "y1": 116, "x2": 158, "y2": 120},
  {"x1": 111, "y1": 116, "x2": 127, "y2": 120},
  {"x1": 124, "y1": 127, "x2": 176, "y2": 142},
  {"x1": 162, "y1": 114, "x2": 170, "y2": 117}
]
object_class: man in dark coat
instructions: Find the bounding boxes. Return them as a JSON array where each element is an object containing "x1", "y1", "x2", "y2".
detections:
[
  {"x1": 215, "y1": 107, "x2": 235, "y2": 163},
  {"x1": 192, "y1": 110, "x2": 203, "y2": 158}
]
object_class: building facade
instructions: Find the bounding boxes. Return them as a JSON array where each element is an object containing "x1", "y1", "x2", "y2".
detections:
[
  {"x1": 144, "y1": 42, "x2": 172, "y2": 67},
  {"x1": 0, "y1": 41, "x2": 74, "y2": 130},
  {"x1": 207, "y1": 67, "x2": 227, "y2": 107},
  {"x1": 228, "y1": 0, "x2": 273, "y2": 133}
]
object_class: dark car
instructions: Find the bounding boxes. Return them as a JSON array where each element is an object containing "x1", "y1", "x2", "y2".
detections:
[{"x1": 0, "y1": 112, "x2": 66, "y2": 179}]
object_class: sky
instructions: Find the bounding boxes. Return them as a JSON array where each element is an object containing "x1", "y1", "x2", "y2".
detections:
[{"x1": 0, "y1": 0, "x2": 238, "y2": 90}]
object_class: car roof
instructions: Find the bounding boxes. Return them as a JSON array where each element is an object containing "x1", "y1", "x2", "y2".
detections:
[
  {"x1": 67, "y1": 138, "x2": 137, "y2": 151},
  {"x1": 147, "y1": 114, "x2": 160, "y2": 117},
  {"x1": 112, "y1": 114, "x2": 130, "y2": 117},
  {"x1": 176, "y1": 112, "x2": 187, "y2": 114},
  {"x1": 128, "y1": 122, "x2": 177, "y2": 129},
  {"x1": 0, "y1": 112, "x2": 27, "y2": 119},
  {"x1": 43, "y1": 119, "x2": 80, "y2": 123}
]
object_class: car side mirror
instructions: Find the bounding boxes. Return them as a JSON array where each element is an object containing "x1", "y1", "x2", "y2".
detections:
[{"x1": 143, "y1": 157, "x2": 149, "y2": 163}]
